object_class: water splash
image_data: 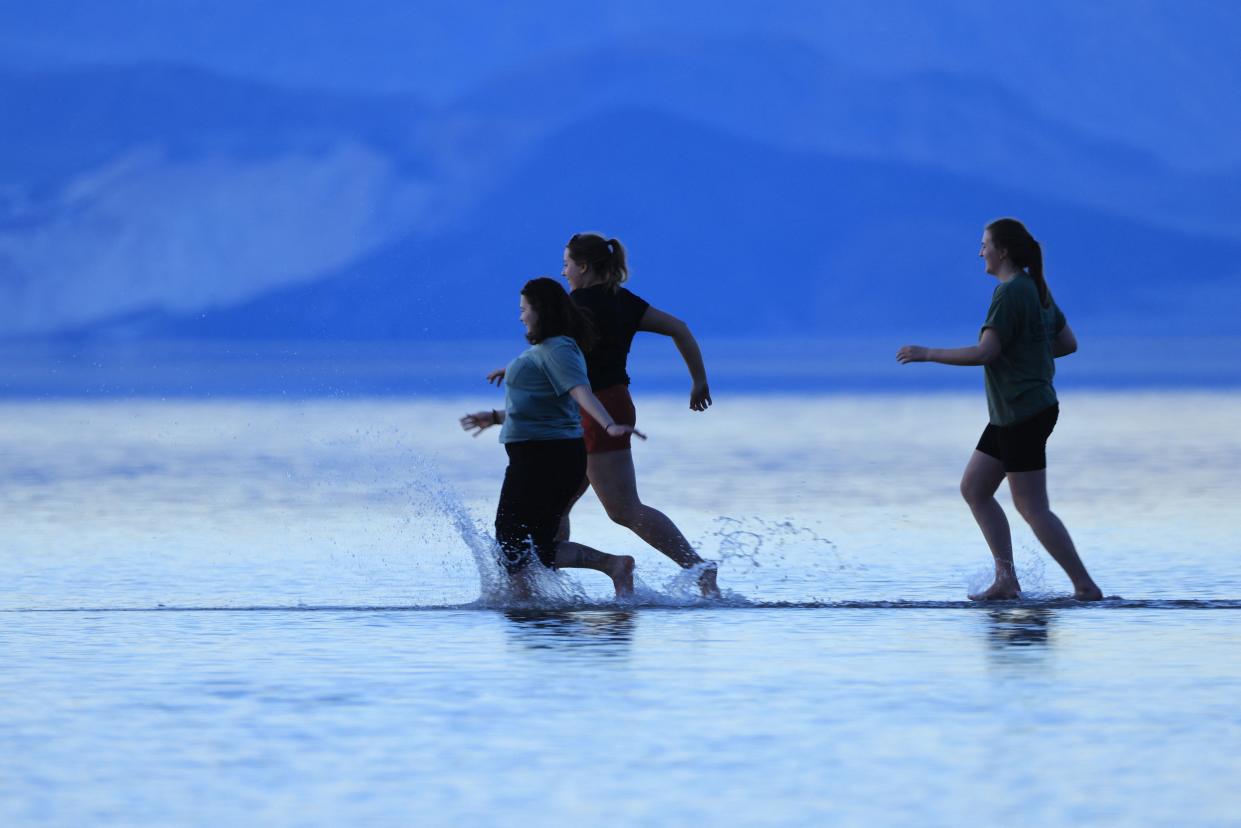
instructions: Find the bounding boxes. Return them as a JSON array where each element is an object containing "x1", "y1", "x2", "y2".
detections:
[
  {"x1": 700, "y1": 516, "x2": 859, "y2": 571},
  {"x1": 963, "y1": 543, "x2": 1052, "y2": 599},
  {"x1": 408, "y1": 456, "x2": 607, "y2": 609},
  {"x1": 1014, "y1": 543, "x2": 1051, "y2": 599},
  {"x1": 411, "y1": 475, "x2": 885, "y2": 611}
]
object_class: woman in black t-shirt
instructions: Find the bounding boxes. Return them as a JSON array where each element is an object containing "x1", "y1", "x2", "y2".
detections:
[
  {"x1": 565, "y1": 233, "x2": 718, "y2": 596},
  {"x1": 488, "y1": 233, "x2": 719, "y2": 596}
]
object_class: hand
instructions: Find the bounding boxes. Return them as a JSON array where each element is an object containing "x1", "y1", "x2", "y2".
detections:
[
  {"x1": 460, "y1": 410, "x2": 497, "y2": 437},
  {"x1": 896, "y1": 345, "x2": 929, "y2": 364},
  {"x1": 485, "y1": 368, "x2": 506, "y2": 386},
  {"x1": 689, "y1": 381, "x2": 712, "y2": 412},
  {"x1": 606, "y1": 423, "x2": 647, "y2": 441}
]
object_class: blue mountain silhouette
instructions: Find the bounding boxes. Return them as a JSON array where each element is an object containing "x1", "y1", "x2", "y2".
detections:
[{"x1": 114, "y1": 108, "x2": 1241, "y2": 341}]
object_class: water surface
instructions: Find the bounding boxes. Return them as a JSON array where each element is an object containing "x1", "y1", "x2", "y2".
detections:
[{"x1": 2, "y1": 393, "x2": 1239, "y2": 825}]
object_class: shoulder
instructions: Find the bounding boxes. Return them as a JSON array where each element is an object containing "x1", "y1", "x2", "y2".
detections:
[
  {"x1": 618, "y1": 287, "x2": 648, "y2": 306},
  {"x1": 571, "y1": 286, "x2": 609, "y2": 313},
  {"x1": 996, "y1": 274, "x2": 1038, "y2": 304},
  {"x1": 617, "y1": 287, "x2": 650, "y2": 320},
  {"x1": 542, "y1": 335, "x2": 583, "y2": 356}
]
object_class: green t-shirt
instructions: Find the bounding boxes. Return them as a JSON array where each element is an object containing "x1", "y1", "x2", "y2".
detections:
[
  {"x1": 499, "y1": 335, "x2": 590, "y2": 443},
  {"x1": 980, "y1": 271, "x2": 1066, "y2": 426}
]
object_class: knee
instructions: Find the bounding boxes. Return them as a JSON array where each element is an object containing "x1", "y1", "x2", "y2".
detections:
[
  {"x1": 960, "y1": 478, "x2": 987, "y2": 507},
  {"x1": 1012, "y1": 497, "x2": 1048, "y2": 524},
  {"x1": 604, "y1": 501, "x2": 642, "y2": 528}
]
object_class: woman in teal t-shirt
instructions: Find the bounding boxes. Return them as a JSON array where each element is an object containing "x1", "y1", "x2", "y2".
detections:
[
  {"x1": 897, "y1": 218, "x2": 1102, "y2": 602},
  {"x1": 460, "y1": 277, "x2": 644, "y2": 598}
]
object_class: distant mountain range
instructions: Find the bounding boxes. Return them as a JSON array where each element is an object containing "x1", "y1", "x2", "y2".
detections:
[
  {"x1": 2, "y1": 39, "x2": 1240, "y2": 343},
  {"x1": 106, "y1": 109, "x2": 1241, "y2": 342}
]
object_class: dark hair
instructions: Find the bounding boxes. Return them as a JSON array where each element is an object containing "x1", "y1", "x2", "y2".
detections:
[
  {"x1": 566, "y1": 232, "x2": 629, "y2": 291},
  {"x1": 521, "y1": 276, "x2": 597, "y2": 352},
  {"x1": 986, "y1": 217, "x2": 1051, "y2": 307}
]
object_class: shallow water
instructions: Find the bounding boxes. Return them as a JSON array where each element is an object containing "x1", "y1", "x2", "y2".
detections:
[{"x1": 2, "y1": 393, "x2": 1240, "y2": 825}]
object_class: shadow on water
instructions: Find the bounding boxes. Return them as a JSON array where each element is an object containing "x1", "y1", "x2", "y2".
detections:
[
  {"x1": 502, "y1": 609, "x2": 636, "y2": 655},
  {"x1": 983, "y1": 608, "x2": 1054, "y2": 657}
]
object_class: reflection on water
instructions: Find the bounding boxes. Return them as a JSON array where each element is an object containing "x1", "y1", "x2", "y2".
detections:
[
  {"x1": 984, "y1": 607, "x2": 1053, "y2": 650},
  {"x1": 503, "y1": 609, "x2": 636, "y2": 654},
  {"x1": 3, "y1": 396, "x2": 1241, "y2": 825}
]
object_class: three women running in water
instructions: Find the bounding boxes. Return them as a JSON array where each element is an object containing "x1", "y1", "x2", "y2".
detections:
[
  {"x1": 898, "y1": 218, "x2": 1103, "y2": 601},
  {"x1": 466, "y1": 219, "x2": 1102, "y2": 602}
]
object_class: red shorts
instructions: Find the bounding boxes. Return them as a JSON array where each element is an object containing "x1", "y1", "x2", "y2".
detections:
[{"x1": 581, "y1": 384, "x2": 637, "y2": 454}]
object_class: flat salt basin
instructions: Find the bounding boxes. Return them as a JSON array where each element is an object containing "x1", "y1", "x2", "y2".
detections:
[{"x1": 2, "y1": 393, "x2": 1239, "y2": 826}]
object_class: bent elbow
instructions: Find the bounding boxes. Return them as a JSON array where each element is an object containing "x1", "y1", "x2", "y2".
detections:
[{"x1": 669, "y1": 319, "x2": 693, "y2": 343}]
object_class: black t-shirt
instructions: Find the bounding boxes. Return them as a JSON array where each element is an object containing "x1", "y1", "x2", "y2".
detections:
[{"x1": 570, "y1": 285, "x2": 650, "y2": 390}]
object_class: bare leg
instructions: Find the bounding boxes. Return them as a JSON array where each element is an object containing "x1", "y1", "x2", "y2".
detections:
[
  {"x1": 554, "y1": 541, "x2": 634, "y2": 598},
  {"x1": 960, "y1": 450, "x2": 1021, "y2": 600},
  {"x1": 587, "y1": 449, "x2": 719, "y2": 597},
  {"x1": 1008, "y1": 470, "x2": 1102, "y2": 601}
]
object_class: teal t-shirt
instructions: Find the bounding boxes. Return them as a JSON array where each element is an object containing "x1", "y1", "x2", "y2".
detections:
[
  {"x1": 980, "y1": 271, "x2": 1067, "y2": 426},
  {"x1": 499, "y1": 335, "x2": 590, "y2": 443}
]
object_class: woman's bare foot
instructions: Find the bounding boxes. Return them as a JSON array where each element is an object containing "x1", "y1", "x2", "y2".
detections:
[
  {"x1": 505, "y1": 572, "x2": 534, "y2": 602},
  {"x1": 697, "y1": 562, "x2": 721, "y2": 598},
  {"x1": 607, "y1": 555, "x2": 635, "y2": 598},
  {"x1": 969, "y1": 576, "x2": 1022, "y2": 601},
  {"x1": 1074, "y1": 582, "x2": 1104, "y2": 601}
]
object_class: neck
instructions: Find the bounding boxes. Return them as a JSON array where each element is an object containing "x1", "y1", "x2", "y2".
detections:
[
  {"x1": 994, "y1": 261, "x2": 1021, "y2": 282},
  {"x1": 581, "y1": 273, "x2": 608, "y2": 289}
]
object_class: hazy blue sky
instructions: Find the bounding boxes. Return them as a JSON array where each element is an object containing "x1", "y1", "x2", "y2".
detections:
[
  {"x1": 5, "y1": 1, "x2": 1239, "y2": 169},
  {"x1": 2, "y1": 2, "x2": 1239, "y2": 351}
]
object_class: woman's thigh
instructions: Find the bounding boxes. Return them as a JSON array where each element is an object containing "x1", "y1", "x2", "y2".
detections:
[
  {"x1": 961, "y1": 449, "x2": 1006, "y2": 500},
  {"x1": 587, "y1": 449, "x2": 641, "y2": 512}
]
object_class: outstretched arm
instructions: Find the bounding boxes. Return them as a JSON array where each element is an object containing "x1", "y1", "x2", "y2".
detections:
[
  {"x1": 638, "y1": 306, "x2": 712, "y2": 411},
  {"x1": 1053, "y1": 323, "x2": 1078, "y2": 358},
  {"x1": 897, "y1": 328, "x2": 1002, "y2": 366},
  {"x1": 459, "y1": 408, "x2": 504, "y2": 437},
  {"x1": 568, "y1": 385, "x2": 647, "y2": 440}
]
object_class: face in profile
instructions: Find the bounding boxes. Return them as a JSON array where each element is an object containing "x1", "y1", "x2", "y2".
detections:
[
  {"x1": 979, "y1": 230, "x2": 1006, "y2": 276},
  {"x1": 562, "y1": 248, "x2": 588, "y2": 291},
  {"x1": 519, "y1": 294, "x2": 537, "y2": 336}
]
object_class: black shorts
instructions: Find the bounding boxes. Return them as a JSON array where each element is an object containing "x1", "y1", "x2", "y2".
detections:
[
  {"x1": 976, "y1": 403, "x2": 1059, "y2": 473},
  {"x1": 494, "y1": 438, "x2": 587, "y2": 573}
]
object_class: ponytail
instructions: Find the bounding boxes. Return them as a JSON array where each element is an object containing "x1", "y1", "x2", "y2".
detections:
[
  {"x1": 1027, "y1": 239, "x2": 1049, "y2": 308},
  {"x1": 567, "y1": 232, "x2": 629, "y2": 291},
  {"x1": 986, "y1": 218, "x2": 1051, "y2": 307}
]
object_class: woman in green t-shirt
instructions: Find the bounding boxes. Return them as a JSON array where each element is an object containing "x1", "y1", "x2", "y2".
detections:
[{"x1": 896, "y1": 218, "x2": 1103, "y2": 602}]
